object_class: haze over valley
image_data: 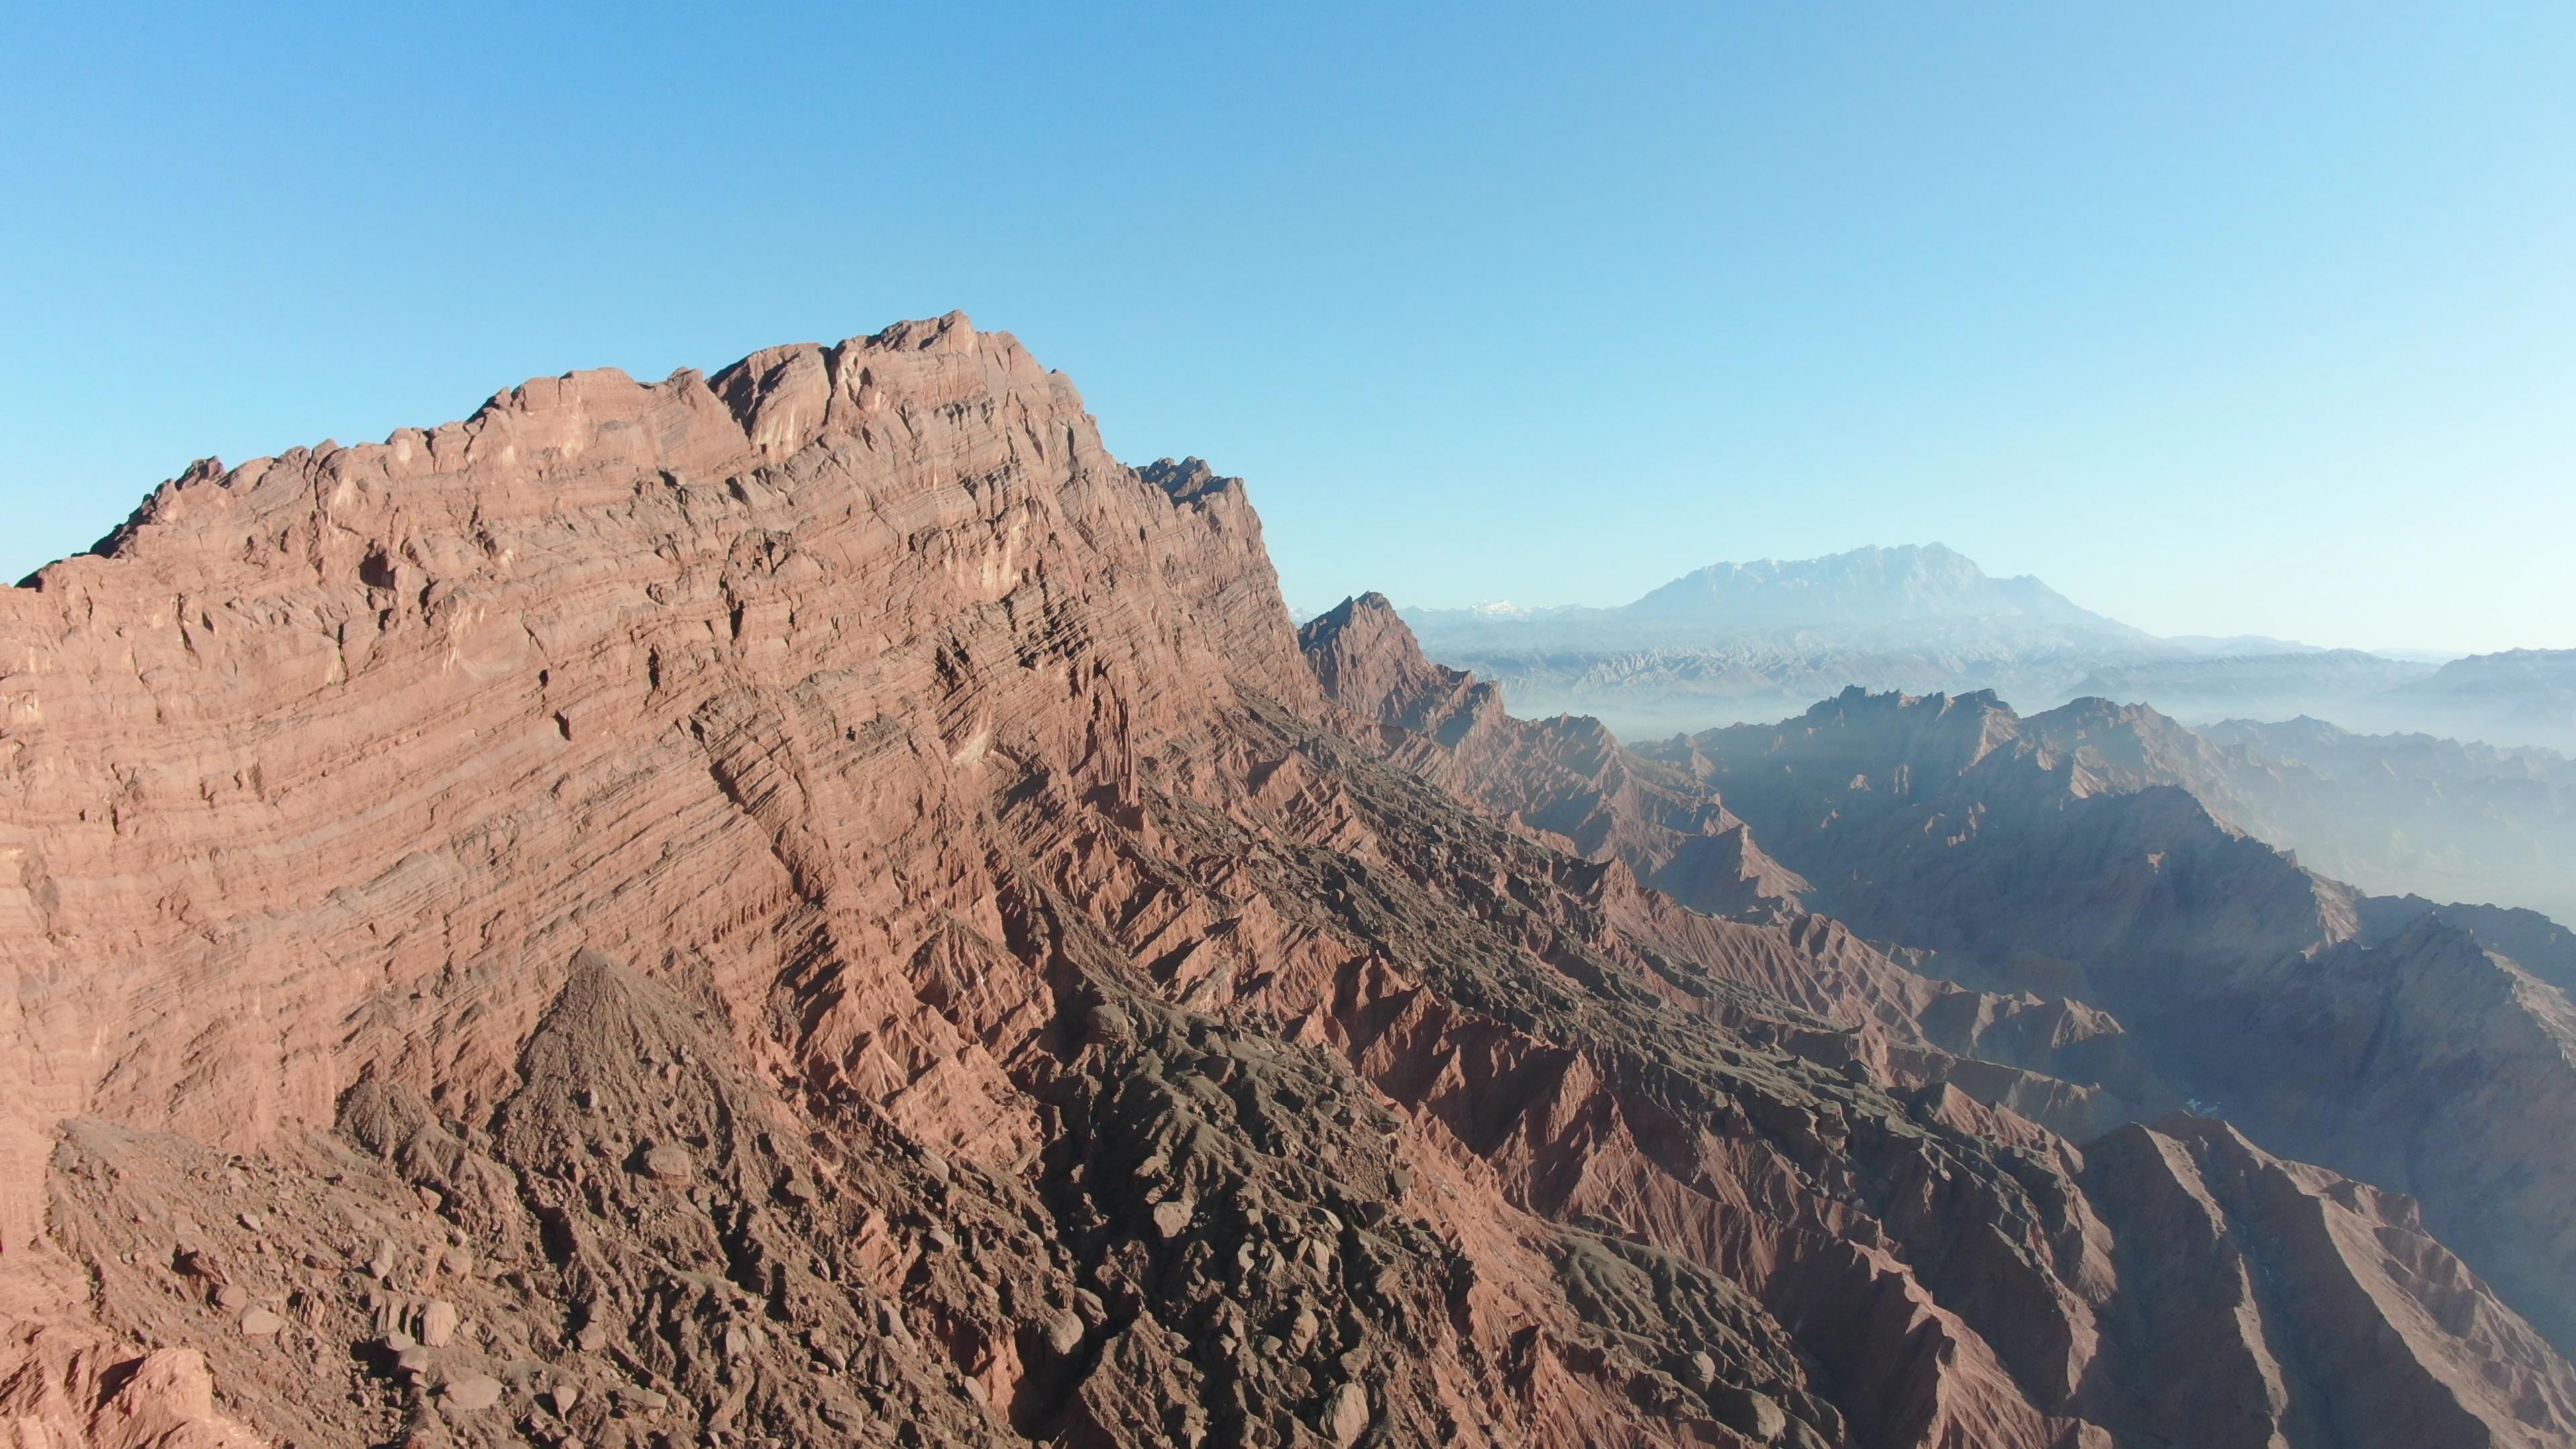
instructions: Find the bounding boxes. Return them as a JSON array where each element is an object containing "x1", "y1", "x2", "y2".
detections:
[{"x1": 1377, "y1": 543, "x2": 2576, "y2": 923}]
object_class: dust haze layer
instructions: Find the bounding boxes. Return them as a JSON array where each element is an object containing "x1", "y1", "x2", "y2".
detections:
[
  {"x1": 1401, "y1": 545, "x2": 2576, "y2": 755},
  {"x1": 1402, "y1": 547, "x2": 2576, "y2": 920}
]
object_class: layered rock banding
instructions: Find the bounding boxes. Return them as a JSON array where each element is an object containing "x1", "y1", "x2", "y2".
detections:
[{"x1": 3, "y1": 317, "x2": 2572, "y2": 1448}]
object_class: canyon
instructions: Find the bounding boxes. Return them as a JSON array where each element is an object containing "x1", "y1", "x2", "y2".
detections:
[{"x1": 3, "y1": 317, "x2": 2571, "y2": 1448}]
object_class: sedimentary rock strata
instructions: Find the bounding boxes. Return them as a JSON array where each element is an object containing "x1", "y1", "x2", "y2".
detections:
[{"x1": 3, "y1": 317, "x2": 2570, "y2": 1447}]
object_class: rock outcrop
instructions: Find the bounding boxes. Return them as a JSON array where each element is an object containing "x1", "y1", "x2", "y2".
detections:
[
  {"x1": 3, "y1": 318, "x2": 2571, "y2": 1448},
  {"x1": 1301, "y1": 593, "x2": 1808, "y2": 919}
]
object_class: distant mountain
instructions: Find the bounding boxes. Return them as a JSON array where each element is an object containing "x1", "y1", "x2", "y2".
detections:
[
  {"x1": 2163, "y1": 633, "x2": 2332, "y2": 657},
  {"x1": 2073, "y1": 649, "x2": 2576, "y2": 752},
  {"x1": 1617, "y1": 543, "x2": 2147, "y2": 637},
  {"x1": 1407, "y1": 543, "x2": 2153, "y2": 651},
  {"x1": 2189, "y1": 716, "x2": 2576, "y2": 920},
  {"x1": 2200, "y1": 714, "x2": 2576, "y2": 791},
  {"x1": 1404, "y1": 638, "x2": 2108, "y2": 742},
  {"x1": 1399, "y1": 547, "x2": 2561, "y2": 745},
  {"x1": 2374, "y1": 648, "x2": 2576, "y2": 751},
  {"x1": 1401, "y1": 545, "x2": 2209, "y2": 737},
  {"x1": 2063, "y1": 650, "x2": 2438, "y2": 729}
]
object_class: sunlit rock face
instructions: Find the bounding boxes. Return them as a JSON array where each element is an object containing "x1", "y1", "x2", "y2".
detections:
[{"x1": 3, "y1": 318, "x2": 2571, "y2": 1448}]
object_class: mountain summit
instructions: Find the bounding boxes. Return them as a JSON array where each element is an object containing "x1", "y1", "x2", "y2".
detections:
[
  {"x1": 1621, "y1": 543, "x2": 2144, "y2": 638},
  {"x1": 1406, "y1": 541, "x2": 2151, "y2": 649}
]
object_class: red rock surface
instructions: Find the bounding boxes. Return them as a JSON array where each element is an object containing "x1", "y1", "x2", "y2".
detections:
[{"x1": 1, "y1": 318, "x2": 2570, "y2": 1447}]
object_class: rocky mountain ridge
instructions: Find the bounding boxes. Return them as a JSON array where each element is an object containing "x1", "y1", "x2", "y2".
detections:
[
  {"x1": 2144, "y1": 715, "x2": 2576, "y2": 922},
  {"x1": 2381, "y1": 649, "x2": 2576, "y2": 752},
  {"x1": 2058, "y1": 651, "x2": 2439, "y2": 731},
  {"x1": 1642, "y1": 686, "x2": 2576, "y2": 1352},
  {"x1": 2, "y1": 319, "x2": 2571, "y2": 1448}
]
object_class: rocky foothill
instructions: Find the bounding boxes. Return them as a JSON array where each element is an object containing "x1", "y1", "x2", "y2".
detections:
[{"x1": 4, "y1": 316, "x2": 2573, "y2": 1447}]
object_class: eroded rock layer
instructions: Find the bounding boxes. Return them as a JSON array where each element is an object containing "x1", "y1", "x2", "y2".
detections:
[{"x1": 3, "y1": 319, "x2": 2569, "y2": 1448}]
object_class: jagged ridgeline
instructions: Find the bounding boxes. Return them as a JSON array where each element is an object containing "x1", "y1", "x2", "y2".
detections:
[{"x1": 3, "y1": 317, "x2": 2573, "y2": 1448}]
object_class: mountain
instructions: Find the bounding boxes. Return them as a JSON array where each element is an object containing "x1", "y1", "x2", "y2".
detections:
[
  {"x1": 1315, "y1": 612, "x2": 2576, "y2": 1444},
  {"x1": 2189, "y1": 717, "x2": 2576, "y2": 921},
  {"x1": 1399, "y1": 551, "x2": 2114, "y2": 741},
  {"x1": 1398, "y1": 548, "x2": 2180, "y2": 739},
  {"x1": 2375, "y1": 649, "x2": 2576, "y2": 752},
  {"x1": 1637, "y1": 688, "x2": 2576, "y2": 1352},
  {"x1": 1405, "y1": 543, "x2": 2154, "y2": 651},
  {"x1": 1617, "y1": 544, "x2": 2148, "y2": 639},
  {"x1": 1398, "y1": 549, "x2": 2551, "y2": 745},
  {"x1": 3, "y1": 318, "x2": 2573, "y2": 1448},
  {"x1": 2067, "y1": 649, "x2": 2576, "y2": 753},
  {"x1": 2163, "y1": 633, "x2": 2332, "y2": 656},
  {"x1": 2060, "y1": 650, "x2": 2439, "y2": 729}
]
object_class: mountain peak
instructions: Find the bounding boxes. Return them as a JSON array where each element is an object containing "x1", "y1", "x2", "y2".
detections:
[
  {"x1": 1297, "y1": 592, "x2": 1475, "y2": 729},
  {"x1": 1617, "y1": 543, "x2": 2136, "y2": 639}
]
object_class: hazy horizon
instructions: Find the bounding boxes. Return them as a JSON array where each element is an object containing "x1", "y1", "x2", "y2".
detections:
[
  {"x1": 1327, "y1": 540, "x2": 2467, "y2": 658},
  {"x1": 7, "y1": 4, "x2": 2572, "y2": 655}
]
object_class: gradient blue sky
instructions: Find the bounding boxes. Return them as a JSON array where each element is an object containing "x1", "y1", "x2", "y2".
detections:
[{"x1": 6, "y1": 3, "x2": 2571, "y2": 652}]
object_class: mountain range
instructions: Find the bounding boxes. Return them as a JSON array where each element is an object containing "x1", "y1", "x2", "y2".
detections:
[
  {"x1": 2186, "y1": 716, "x2": 2576, "y2": 922},
  {"x1": 3, "y1": 318, "x2": 2573, "y2": 1448},
  {"x1": 1396, "y1": 545, "x2": 2576, "y2": 751},
  {"x1": 1403, "y1": 543, "x2": 2157, "y2": 653}
]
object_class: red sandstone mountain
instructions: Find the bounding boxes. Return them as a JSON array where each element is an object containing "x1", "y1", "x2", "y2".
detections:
[{"x1": 2, "y1": 318, "x2": 2571, "y2": 1448}]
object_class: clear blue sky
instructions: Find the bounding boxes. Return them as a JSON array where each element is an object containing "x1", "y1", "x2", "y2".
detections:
[{"x1": 7, "y1": 3, "x2": 2571, "y2": 653}]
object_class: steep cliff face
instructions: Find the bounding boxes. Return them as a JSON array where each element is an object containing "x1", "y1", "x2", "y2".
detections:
[
  {"x1": 0, "y1": 313, "x2": 1306, "y2": 1242},
  {"x1": 1299, "y1": 594, "x2": 1807, "y2": 920},
  {"x1": 2, "y1": 321, "x2": 2570, "y2": 1449}
]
